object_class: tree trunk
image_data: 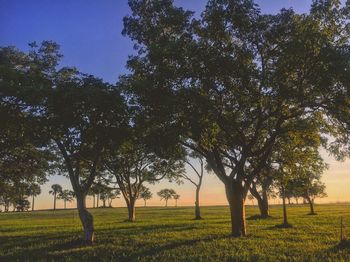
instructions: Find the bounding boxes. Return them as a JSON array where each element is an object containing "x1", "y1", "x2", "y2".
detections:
[
  {"x1": 97, "y1": 193, "x2": 99, "y2": 208},
  {"x1": 282, "y1": 186, "x2": 288, "y2": 225},
  {"x1": 175, "y1": 199, "x2": 177, "y2": 207},
  {"x1": 165, "y1": 199, "x2": 168, "y2": 207},
  {"x1": 194, "y1": 186, "x2": 202, "y2": 220},
  {"x1": 225, "y1": 181, "x2": 246, "y2": 237},
  {"x1": 144, "y1": 200, "x2": 146, "y2": 207},
  {"x1": 261, "y1": 190, "x2": 269, "y2": 218},
  {"x1": 77, "y1": 194, "x2": 94, "y2": 245},
  {"x1": 102, "y1": 199, "x2": 106, "y2": 208},
  {"x1": 250, "y1": 186, "x2": 269, "y2": 218},
  {"x1": 32, "y1": 195, "x2": 35, "y2": 211},
  {"x1": 287, "y1": 197, "x2": 290, "y2": 205},
  {"x1": 93, "y1": 195, "x2": 95, "y2": 208},
  {"x1": 64, "y1": 200, "x2": 67, "y2": 209},
  {"x1": 306, "y1": 196, "x2": 315, "y2": 214},
  {"x1": 53, "y1": 193, "x2": 56, "y2": 210},
  {"x1": 127, "y1": 198, "x2": 136, "y2": 222}
]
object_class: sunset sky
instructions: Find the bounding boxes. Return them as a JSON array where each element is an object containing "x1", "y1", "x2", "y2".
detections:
[{"x1": 1, "y1": 0, "x2": 349, "y2": 209}]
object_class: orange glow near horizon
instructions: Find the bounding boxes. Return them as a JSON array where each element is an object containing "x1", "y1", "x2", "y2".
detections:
[{"x1": 30, "y1": 151, "x2": 350, "y2": 211}]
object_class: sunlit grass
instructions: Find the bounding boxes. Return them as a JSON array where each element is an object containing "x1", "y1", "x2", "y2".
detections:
[{"x1": 1, "y1": 204, "x2": 350, "y2": 261}]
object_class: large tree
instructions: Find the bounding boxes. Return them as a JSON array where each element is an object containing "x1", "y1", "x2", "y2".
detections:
[
  {"x1": 122, "y1": 0, "x2": 350, "y2": 236},
  {"x1": 0, "y1": 41, "x2": 129, "y2": 244}
]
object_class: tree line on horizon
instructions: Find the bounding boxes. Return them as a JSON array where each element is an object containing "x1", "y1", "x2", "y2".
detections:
[
  {"x1": 0, "y1": 181, "x2": 182, "y2": 211},
  {"x1": 0, "y1": 0, "x2": 349, "y2": 245}
]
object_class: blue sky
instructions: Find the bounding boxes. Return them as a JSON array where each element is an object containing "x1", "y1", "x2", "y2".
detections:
[
  {"x1": 3, "y1": 0, "x2": 349, "y2": 209},
  {"x1": 0, "y1": 0, "x2": 313, "y2": 84}
]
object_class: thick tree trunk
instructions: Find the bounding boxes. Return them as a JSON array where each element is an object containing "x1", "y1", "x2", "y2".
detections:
[
  {"x1": 225, "y1": 181, "x2": 246, "y2": 237},
  {"x1": 126, "y1": 199, "x2": 136, "y2": 222},
  {"x1": 32, "y1": 195, "x2": 35, "y2": 211},
  {"x1": 165, "y1": 199, "x2": 168, "y2": 207},
  {"x1": 194, "y1": 186, "x2": 202, "y2": 220},
  {"x1": 77, "y1": 194, "x2": 94, "y2": 245}
]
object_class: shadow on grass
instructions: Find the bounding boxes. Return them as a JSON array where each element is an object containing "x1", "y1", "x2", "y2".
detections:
[{"x1": 247, "y1": 215, "x2": 275, "y2": 220}]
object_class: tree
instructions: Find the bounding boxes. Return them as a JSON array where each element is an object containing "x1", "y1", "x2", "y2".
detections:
[
  {"x1": 0, "y1": 41, "x2": 129, "y2": 244},
  {"x1": 181, "y1": 151, "x2": 206, "y2": 219},
  {"x1": 99, "y1": 186, "x2": 119, "y2": 208},
  {"x1": 27, "y1": 183, "x2": 41, "y2": 211},
  {"x1": 104, "y1": 139, "x2": 184, "y2": 221},
  {"x1": 173, "y1": 194, "x2": 180, "y2": 207},
  {"x1": 249, "y1": 168, "x2": 275, "y2": 218},
  {"x1": 58, "y1": 189, "x2": 74, "y2": 209},
  {"x1": 292, "y1": 173, "x2": 327, "y2": 215},
  {"x1": 15, "y1": 199, "x2": 30, "y2": 212},
  {"x1": 157, "y1": 189, "x2": 176, "y2": 207},
  {"x1": 139, "y1": 187, "x2": 152, "y2": 207},
  {"x1": 122, "y1": 0, "x2": 350, "y2": 236},
  {"x1": 49, "y1": 184, "x2": 62, "y2": 210}
]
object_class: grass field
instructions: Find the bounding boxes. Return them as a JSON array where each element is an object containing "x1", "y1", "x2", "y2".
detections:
[{"x1": 1, "y1": 204, "x2": 350, "y2": 261}]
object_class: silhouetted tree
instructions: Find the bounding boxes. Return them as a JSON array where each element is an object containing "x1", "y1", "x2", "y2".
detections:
[
  {"x1": 157, "y1": 189, "x2": 176, "y2": 207},
  {"x1": 139, "y1": 186, "x2": 152, "y2": 207},
  {"x1": 58, "y1": 189, "x2": 74, "y2": 209},
  {"x1": 49, "y1": 184, "x2": 62, "y2": 210}
]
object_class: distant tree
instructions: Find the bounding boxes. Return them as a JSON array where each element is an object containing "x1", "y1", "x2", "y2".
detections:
[
  {"x1": 139, "y1": 187, "x2": 152, "y2": 207},
  {"x1": 58, "y1": 189, "x2": 74, "y2": 209},
  {"x1": 99, "y1": 186, "x2": 119, "y2": 208},
  {"x1": 157, "y1": 189, "x2": 176, "y2": 207},
  {"x1": 292, "y1": 173, "x2": 327, "y2": 215},
  {"x1": 181, "y1": 151, "x2": 206, "y2": 219},
  {"x1": 107, "y1": 190, "x2": 120, "y2": 207},
  {"x1": 49, "y1": 184, "x2": 62, "y2": 211},
  {"x1": 15, "y1": 199, "x2": 30, "y2": 212},
  {"x1": 104, "y1": 138, "x2": 184, "y2": 221},
  {"x1": 27, "y1": 183, "x2": 41, "y2": 211},
  {"x1": 173, "y1": 194, "x2": 180, "y2": 207}
]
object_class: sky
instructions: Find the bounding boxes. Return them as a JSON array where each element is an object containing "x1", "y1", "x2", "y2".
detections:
[{"x1": 0, "y1": 0, "x2": 349, "y2": 209}]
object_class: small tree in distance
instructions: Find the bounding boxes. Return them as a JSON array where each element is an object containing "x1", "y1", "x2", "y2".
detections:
[
  {"x1": 139, "y1": 187, "x2": 152, "y2": 207},
  {"x1": 157, "y1": 189, "x2": 176, "y2": 207},
  {"x1": 49, "y1": 184, "x2": 62, "y2": 211},
  {"x1": 27, "y1": 184, "x2": 41, "y2": 211},
  {"x1": 173, "y1": 194, "x2": 180, "y2": 207},
  {"x1": 58, "y1": 189, "x2": 74, "y2": 209}
]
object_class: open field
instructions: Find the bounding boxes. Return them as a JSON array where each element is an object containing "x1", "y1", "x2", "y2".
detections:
[{"x1": 1, "y1": 204, "x2": 350, "y2": 261}]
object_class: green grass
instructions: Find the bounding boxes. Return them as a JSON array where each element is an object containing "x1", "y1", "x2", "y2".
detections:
[{"x1": 1, "y1": 204, "x2": 350, "y2": 261}]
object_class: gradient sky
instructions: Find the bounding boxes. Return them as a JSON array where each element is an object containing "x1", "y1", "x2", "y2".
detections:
[{"x1": 1, "y1": 0, "x2": 349, "y2": 209}]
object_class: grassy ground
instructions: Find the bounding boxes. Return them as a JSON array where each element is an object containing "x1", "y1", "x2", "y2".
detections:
[{"x1": 1, "y1": 204, "x2": 350, "y2": 261}]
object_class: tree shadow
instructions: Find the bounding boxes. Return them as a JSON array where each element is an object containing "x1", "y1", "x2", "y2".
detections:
[{"x1": 247, "y1": 215, "x2": 275, "y2": 220}]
